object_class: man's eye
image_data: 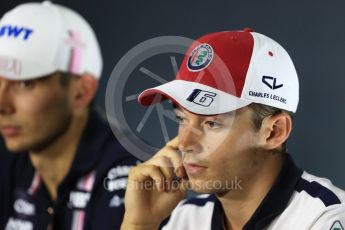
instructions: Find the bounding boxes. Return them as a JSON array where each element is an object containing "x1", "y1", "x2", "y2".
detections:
[
  {"x1": 16, "y1": 81, "x2": 34, "y2": 89},
  {"x1": 176, "y1": 115, "x2": 186, "y2": 124},
  {"x1": 205, "y1": 121, "x2": 221, "y2": 129}
]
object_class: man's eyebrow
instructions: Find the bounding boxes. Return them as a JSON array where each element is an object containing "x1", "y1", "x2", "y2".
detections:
[{"x1": 202, "y1": 112, "x2": 235, "y2": 120}]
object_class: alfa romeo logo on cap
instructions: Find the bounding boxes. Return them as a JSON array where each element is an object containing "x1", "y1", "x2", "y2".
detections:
[{"x1": 187, "y1": 43, "x2": 214, "y2": 72}]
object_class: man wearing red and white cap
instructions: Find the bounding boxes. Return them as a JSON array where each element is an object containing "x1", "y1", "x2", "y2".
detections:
[
  {"x1": 121, "y1": 29, "x2": 345, "y2": 230},
  {"x1": 0, "y1": 2, "x2": 138, "y2": 229}
]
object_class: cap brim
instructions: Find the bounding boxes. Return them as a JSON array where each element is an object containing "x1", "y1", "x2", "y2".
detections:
[
  {"x1": 138, "y1": 80, "x2": 251, "y2": 115},
  {"x1": 0, "y1": 55, "x2": 57, "y2": 80}
]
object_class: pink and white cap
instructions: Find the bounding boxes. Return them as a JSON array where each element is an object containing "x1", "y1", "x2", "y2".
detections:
[
  {"x1": 0, "y1": 1, "x2": 103, "y2": 80},
  {"x1": 138, "y1": 28, "x2": 299, "y2": 114}
]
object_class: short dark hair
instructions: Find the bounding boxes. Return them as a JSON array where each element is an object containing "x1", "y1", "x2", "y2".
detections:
[
  {"x1": 57, "y1": 71, "x2": 95, "y2": 109},
  {"x1": 58, "y1": 71, "x2": 75, "y2": 87},
  {"x1": 247, "y1": 103, "x2": 294, "y2": 153}
]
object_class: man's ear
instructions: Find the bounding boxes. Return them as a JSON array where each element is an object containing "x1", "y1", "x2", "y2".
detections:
[
  {"x1": 72, "y1": 73, "x2": 99, "y2": 109},
  {"x1": 258, "y1": 113, "x2": 292, "y2": 151}
]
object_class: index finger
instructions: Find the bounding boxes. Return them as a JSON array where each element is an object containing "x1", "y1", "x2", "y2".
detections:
[{"x1": 166, "y1": 136, "x2": 179, "y2": 149}]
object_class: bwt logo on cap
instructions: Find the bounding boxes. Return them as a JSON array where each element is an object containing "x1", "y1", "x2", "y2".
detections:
[
  {"x1": 0, "y1": 25, "x2": 34, "y2": 41},
  {"x1": 187, "y1": 43, "x2": 214, "y2": 72}
]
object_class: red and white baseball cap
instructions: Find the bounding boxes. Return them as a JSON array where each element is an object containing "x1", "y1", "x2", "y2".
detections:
[
  {"x1": 139, "y1": 28, "x2": 299, "y2": 114},
  {"x1": 0, "y1": 1, "x2": 103, "y2": 80}
]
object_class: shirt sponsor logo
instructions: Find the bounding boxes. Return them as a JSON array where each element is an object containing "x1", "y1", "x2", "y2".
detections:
[
  {"x1": 13, "y1": 199, "x2": 35, "y2": 216},
  {"x1": 109, "y1": 195, "x2": 124, "y2": 208},
  {"x1": 5, "y1": 217, "x2": 33, "y2": 230},
  {"x1": 0, "y1": 25, "x2": 34, "y2": 41},
  {"x1": 187, "y1": 43, "x2": 214, "y2": 72},
  {"x1": 68, "y1": 191, "x2": 91, "y2": 209},
  {"x1": 330, "y1": 220, "x2": 344, "y2": 230},
  {"x1": 104, "y1": 165, "x2": 132, "y2": 192}
]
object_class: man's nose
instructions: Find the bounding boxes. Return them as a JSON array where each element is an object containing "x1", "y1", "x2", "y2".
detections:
[
  {"x1": 178, "y1": 126, "x2": 203, "y2": 154},
  {"x1": 0, "y1": 81, "x2": 15, "y2": 115}
]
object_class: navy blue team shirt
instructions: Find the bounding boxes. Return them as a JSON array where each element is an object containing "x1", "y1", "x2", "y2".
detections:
[{"x1": 0, "y1": 109, "x2": 138, "y2": 230}]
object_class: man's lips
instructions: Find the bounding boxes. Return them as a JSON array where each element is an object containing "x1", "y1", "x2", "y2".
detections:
[
  {"x1": 0, "y1": 126, "x2": 20, "y2": 137},
  {"x1": 184, "y1": 162, "x2": 208, "y2": 175}
]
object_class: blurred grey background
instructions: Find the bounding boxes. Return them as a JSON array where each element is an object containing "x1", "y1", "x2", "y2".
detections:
[{"x1": 1, "y1": 0, "x2": 345, "y2": 189}]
